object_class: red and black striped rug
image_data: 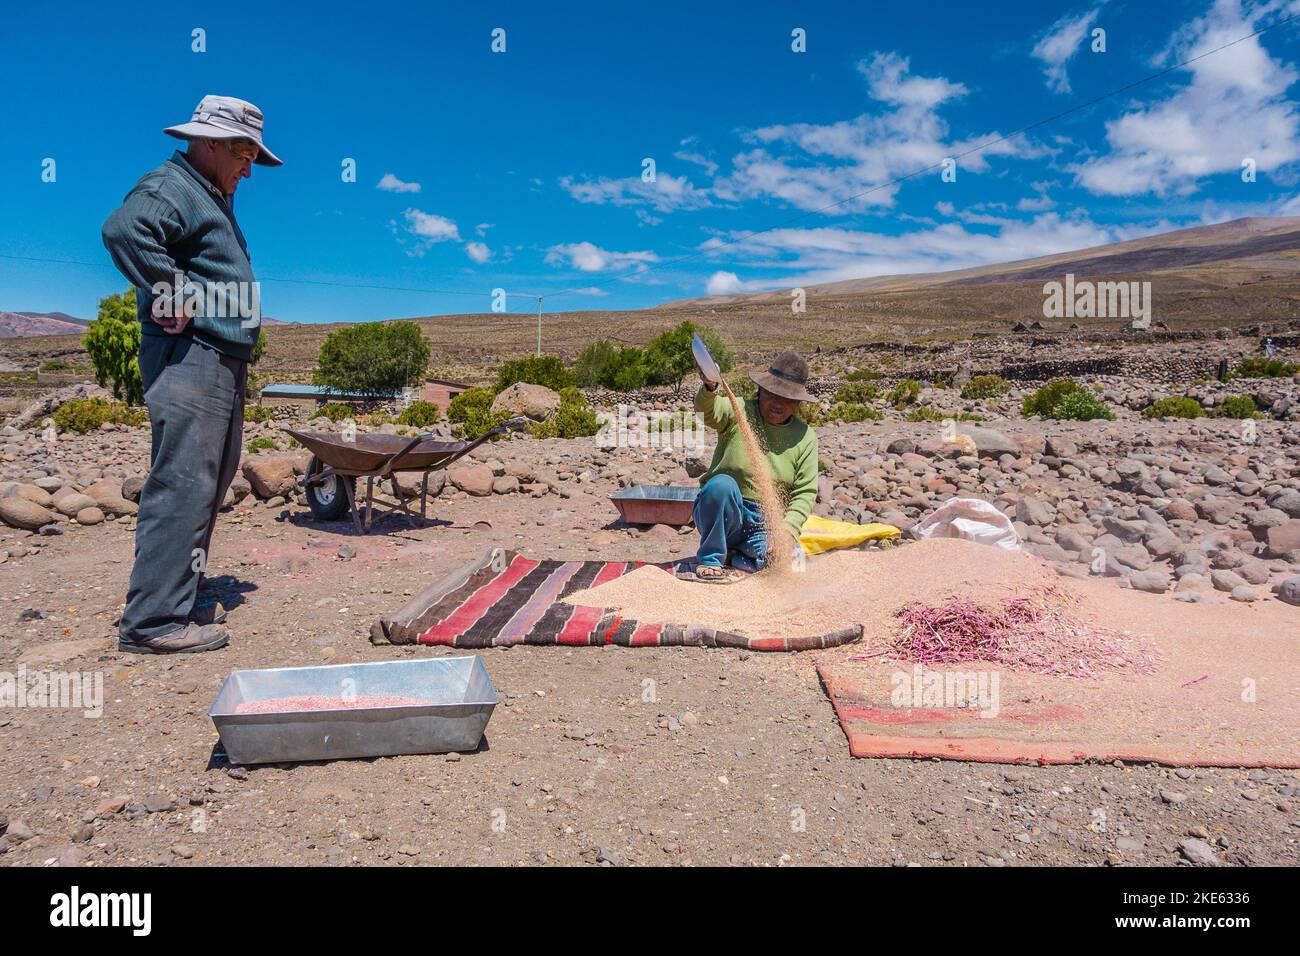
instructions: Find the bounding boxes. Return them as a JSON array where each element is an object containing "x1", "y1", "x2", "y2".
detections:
[{"x1": 370, "y1": 548, "x2": 861, "y2": 652}]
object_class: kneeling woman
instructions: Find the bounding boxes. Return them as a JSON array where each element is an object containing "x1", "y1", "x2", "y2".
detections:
[{"x1": 692, "y1": 350, "x2": 818, "y2": 579}]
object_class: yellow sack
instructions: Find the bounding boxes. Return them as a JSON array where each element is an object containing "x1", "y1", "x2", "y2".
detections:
[{"x1": 797, "y1": 513, "x2": 901, "y2": 556}]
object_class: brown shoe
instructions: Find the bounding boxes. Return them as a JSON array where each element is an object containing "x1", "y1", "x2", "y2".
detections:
[{"x1": 119, "y1": 623, "x2": 230, "y2": 655}]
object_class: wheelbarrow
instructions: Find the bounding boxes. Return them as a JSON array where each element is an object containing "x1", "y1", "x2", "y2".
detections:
[{"x1": 283, "y1": 417, "x2": 529, "y2": 534}]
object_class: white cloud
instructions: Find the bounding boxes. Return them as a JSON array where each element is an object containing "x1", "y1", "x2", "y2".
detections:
[
  {"x1": 705, "y1": 271, "x2": 744, "y2": 295},
  {"x1": 674, "y1": 139, "x2": 719, "y2": 176},
  {"x1": 1032, "y1": 7, "x2": 1102, "y2": 94},
  {"x1": 544, "y1": 242, "x2": 660, "y2": 273},
  {"x1": 712, "y1": 52, "x2": 1042, "y2": 212},
  {"x1": 1073, "y1": 0, "x2": 1300, "y2": 196},
  {"x1": 697, "y1": 212, "x2": 1155, "y2": 288},
  {"x1": 465, "y1": 241, "x2": 491, "y2": 264},
  {"x1": 402, "y1": 209, "x2": 460, "y2": 243},
  {"x1": 475, "y1": 223, "x2": 493, "y2": 237},
  {"x1": 568, "y1": 286, "x2": 610, "y2": 297},
  {"x1": 560, "y1": 171, "x2": 713, "y2": 213},
  {"x1": 377, "y1": 173, "x2": 421, "y2": 193}
]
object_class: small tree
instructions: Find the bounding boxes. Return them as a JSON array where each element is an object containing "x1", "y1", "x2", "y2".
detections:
[
  {"x1": 313, "y1": 320, "x2": 430, "y2": 396},
  {"x1": 494, "y1": 355, "x2": 574, "y2": 393},
  {"x1": 642, "y1": 321, "x2": 733, "y2": 395},
  {"x1": 84, "y1": 289, "x2": 143, "y2": 405}
]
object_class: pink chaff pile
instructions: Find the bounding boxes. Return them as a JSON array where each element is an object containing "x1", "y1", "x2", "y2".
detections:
[{"x1": 891, "y1": 590, "x2": 1159, "y2": 680}]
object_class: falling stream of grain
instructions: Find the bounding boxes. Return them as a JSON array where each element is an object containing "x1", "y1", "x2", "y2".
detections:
[{"x1": 720, "y1": 378, "x2": 793, "y2": 576}]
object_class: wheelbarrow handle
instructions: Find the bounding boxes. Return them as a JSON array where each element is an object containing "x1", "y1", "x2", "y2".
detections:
[
  {"x1": 462, "y1": 415, "x2": 531, "y2": 450},
  {"x1": 388, "y1": 415, "x2": 530, "y2": 475}
]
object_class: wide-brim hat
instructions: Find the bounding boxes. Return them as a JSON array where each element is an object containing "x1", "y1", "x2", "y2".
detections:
[
  {"x1": 164, "y1": 94, "x2": 283, "y2": 167},
  {"x1": 749, "y1": 350, "x2": 815, "y2": 402}
]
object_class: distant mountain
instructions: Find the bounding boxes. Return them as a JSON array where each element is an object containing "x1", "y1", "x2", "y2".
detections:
[
  {"x1": 0, "y1": 311, "x2": 89, "y2": 337},
  {"x1": 665, "y1": 216, "x2": 1300, "y2": 306}
]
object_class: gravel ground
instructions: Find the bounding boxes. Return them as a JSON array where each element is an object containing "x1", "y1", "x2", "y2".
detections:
[{"x1": 1, "y1": 444, "x2": 1297, "y2": 868}]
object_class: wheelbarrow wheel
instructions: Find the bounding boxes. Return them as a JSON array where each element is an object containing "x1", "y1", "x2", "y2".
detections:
[{"x1": 305, "y1": 456, "x2": 355, "y2": 522}]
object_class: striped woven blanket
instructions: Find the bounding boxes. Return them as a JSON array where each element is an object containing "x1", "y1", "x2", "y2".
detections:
[{"x1": 370, "y1": 548, "x2": 861, "y2": 652}]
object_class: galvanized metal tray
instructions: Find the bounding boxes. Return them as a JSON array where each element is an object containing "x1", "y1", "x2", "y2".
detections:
[
  {"x1": 610, "y1": 483, "x2": 699, "y2": 526},
  {"x1": 209, "y1": 657, "x2": 497, "y2": 765}
]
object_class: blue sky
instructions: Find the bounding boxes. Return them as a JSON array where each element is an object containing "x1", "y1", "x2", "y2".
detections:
[{"x1": 4, "y1": 0, "x2": 1300, "y2": 324}]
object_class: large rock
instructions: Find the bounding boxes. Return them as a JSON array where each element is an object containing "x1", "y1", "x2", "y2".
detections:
[
  {"x1": 1210, "y1": 569, "x2": 1248, "y2": 593},
  {"x1": 121, "y1": 475, "x2": 146, "y2": 503},
  {"x1": 0, "y1": 496, "x2": 56, "y2": 530},
  {"x1": 955, "y1": 425, "x2": 1019, "y2": 458},
  {"x1": 492, "y1": 476, "x2": 521, "y2": 495},
  {"x1": 1265, "y1": 520, "x2": 1300, "y2": 558},
  {"x1": 449, "y1": 464, "x2": 493, "y2": 496},
  {"x1": 1015, "y1": 497, "x2": 1055, "y2": 526},
  {"x1": 84, "y1": 479, "x2": 123, "y2": 503},
  {"x1": 75, "y1": 507, "x2": 105, "y2": 526},
  {"x1": 96, "y1": 497, "x2": 138, "y2": 518},
  {"x1": 1129, "y1": 569, "x2": 1170, "y2": 593},
  {"x1": 1266, "y1": 489, "x2": 1300, "y2": 518},
  {"x1": 10, "y1": 484, "x2": 54, "y2": 509},
  {"x1": 490, "y1": 383, "x2": 560, "y2": 422},
  {"x1": 227, "y1": 476, "x2": 252, "y2": 505},
  {"x1": 54, "y1": 493, "x2": 98, "y2": 518},
  {"x1": 1272, "y1": 576, "x2": 1300, "y2": 606},
  {"x1": 241, "y1": 457, "x2": 297, "y2": 499}
]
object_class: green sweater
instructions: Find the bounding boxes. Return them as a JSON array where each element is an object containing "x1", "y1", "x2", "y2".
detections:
[{"x1": 694, "y1": 385, "x2": 819, "y2": 539}]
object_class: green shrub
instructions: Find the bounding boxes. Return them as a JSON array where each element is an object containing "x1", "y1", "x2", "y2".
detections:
[
  {"x1": 447, "y1": 387, "x2": 507, "y2": 439},
  {"x1": 1051, "y1": 390, "x2": 1115, "y2": 421},
  {"x1": 1142, "y1": 396, "x2": 1202, "y2": 419},
  {"x1": 833, "y1": 381, "x2": 880, "y2": 404},
  {"x1": 314, "y1": 320, "x2": 430, "y2": 396},
  {"x1": 83, "y1": 289, "x2": 143, "y2": 405},
  {"x1": 1213, "y1": 394, "x2": 1259, "y2": 419},
  {"x1": 844, "y1": 368, "x2": 883, "y2": 381},
  {"x1": 397, "y1": 400, "x2": 442, "y2": 427},
  {"x1": 1022, "y1": 379, "x2": 1084, "y2": 418},
  {"x1": 52, "y1": 397, "x2": 146, "y2": 433},
  {"x1": 888, "y1": 378, "x2": 921, "y2": 407},
  {"x1": 905, "y1": 404, "x2": 947, "y2": 422},
  {"x1": 827, "y1": 402, "x2": 883, "y2": 423},
  {"x1": 40, "y1": 360, "x2": 74, "y2": 372},
  {"x1": 246, "y1": 436, "x2": 279, "y2": 453},
  {"x1": 495, "y1": 355, "x2": 574, "y2": 393},
  {"x1": 961, "y1": 375, "x2": 1011, "y2": 400},
  {"x1": 1233, "y1": 357, "x2": 1297, "y2": 379},
  {"x1": 574, "y1": 340, "x2": 619, "y2": 387},
  {"x1": 311, "y1": 403, "x2": 353, "y2": 423},
  {"x1": 364, "y1": 411, "x2": 395, "y2": 427},
  {"x1": 244, "y1": 404, "x2": 272, "y2": 424}
]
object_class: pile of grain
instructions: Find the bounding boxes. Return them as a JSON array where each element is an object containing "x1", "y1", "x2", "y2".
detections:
[
  {"x1": 234, "y1": 695, "x2": 427, "y2": 714},
  {"x1": 565, "y1": 537, "x2": 1063, "y2": 641}
]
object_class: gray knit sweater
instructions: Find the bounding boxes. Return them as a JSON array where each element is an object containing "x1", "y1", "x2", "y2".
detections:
[{"x1": 102, "y1": 151, "x2": 260, "y2": 362}]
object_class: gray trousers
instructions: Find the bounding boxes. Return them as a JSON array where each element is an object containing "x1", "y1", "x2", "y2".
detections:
[{"x1": 119, "y1": 335, "x2": 246, "y2": 643}]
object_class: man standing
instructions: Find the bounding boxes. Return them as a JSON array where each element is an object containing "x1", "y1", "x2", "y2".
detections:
[{"x1": 102, "y1": 95, "x2": 282, "y2": 653}]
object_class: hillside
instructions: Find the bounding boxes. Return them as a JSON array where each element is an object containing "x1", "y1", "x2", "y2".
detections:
[{"x1": 2, "y1": 217, "x2": 1299, "y2": 382}]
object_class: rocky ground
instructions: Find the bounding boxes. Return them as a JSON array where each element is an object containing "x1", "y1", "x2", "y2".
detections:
[{"x1": 1, "y1": 362, "x2": 1298, "y2": 868}]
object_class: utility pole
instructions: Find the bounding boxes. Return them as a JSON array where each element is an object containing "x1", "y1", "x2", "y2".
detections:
[{"x1": 535, "y1": 295, "x2": 543, "y2": 357}]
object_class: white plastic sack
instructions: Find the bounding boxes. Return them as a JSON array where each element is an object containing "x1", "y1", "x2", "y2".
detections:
[{"x1": 911, "y1": 496, "x2": 1020, "y2": 550}]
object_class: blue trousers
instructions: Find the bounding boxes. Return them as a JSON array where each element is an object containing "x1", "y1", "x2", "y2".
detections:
[
  {"x1": 693, "y1": 474, "x2": 767, "y2": 571},
  {"x1": 119, "y1": 335, "x2": 246, "y2": 643}
]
